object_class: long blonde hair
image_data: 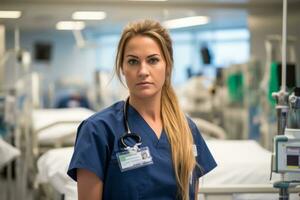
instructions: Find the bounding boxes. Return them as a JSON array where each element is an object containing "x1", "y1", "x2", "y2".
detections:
[{"x1": 115, "y1": 19, "x2": 196, "y2": 200}]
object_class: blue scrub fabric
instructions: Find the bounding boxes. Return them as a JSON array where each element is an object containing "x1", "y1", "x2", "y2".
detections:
[{"x1": 67, "y1": 101, "x2": 217, "y2": 200}]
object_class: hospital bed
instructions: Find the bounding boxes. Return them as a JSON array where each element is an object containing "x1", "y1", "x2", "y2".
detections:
[
  {"x1": 199, "y1": 140, "x2": 300, "y2": 200},
  {"x1": 28, "y1": 107, "x2": 94, "y2": 199},
  {"x1": 32, "y1": 107, "x2": 95, "y2": 152},
  {"x1": 0, "y1": 137, "x2": 21, "y2": 200},
  {"x1": 32, "y1": 110, "x2": 221, "y2": 148},
  {"x1": 191, "y1": 117, "x2": 226, "y2": 140},
  {"x1": 36, "y1": 139, "x2": 300, "y2": 200}
]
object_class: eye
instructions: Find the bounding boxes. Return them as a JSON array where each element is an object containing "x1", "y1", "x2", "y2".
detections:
[
  {"x1": 148, "y1": 57, "x2": 159, "y2": 65},
  {"x1": 127, "y1": 59, "x2": 139, "y2": 65}
]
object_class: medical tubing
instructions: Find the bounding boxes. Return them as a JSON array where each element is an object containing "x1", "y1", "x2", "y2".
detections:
[{"x1": 123, "y1": 97, "x2": 131, "y2": 134}]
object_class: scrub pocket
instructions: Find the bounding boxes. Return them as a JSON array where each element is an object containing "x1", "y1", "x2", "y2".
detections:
[{"x1": 103, "y1": 152, "x2": 146, "y2": 200}]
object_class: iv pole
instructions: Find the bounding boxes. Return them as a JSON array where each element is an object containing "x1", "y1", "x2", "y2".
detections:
[
  {"x1": 272, "y1": 1, "x2": 296, "y2": 200},
  {"x1": 272, "y1": 0, "x2": 289, "y2": 137}
]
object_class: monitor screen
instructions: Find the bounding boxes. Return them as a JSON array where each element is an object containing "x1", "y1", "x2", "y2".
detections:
[{"x1": 34, "y1": 42, "x2": 52, "y2": 62}]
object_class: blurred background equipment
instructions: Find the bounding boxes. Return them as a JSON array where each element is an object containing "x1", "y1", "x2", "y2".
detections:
[{"x1": 270, "y1": 1, "x2": 300, "y2": 199}]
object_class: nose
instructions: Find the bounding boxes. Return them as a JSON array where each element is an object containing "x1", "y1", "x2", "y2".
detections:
[{"x1": 138, "y1": 61, "x2": 150, "y2": 78}]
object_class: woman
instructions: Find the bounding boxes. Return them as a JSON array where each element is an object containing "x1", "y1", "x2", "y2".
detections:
[{"x1": 67, "y1": 19, "x2": 216, "y2": 200}]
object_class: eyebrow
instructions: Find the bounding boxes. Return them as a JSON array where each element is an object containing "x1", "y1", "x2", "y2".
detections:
[
  {"x1": 147, "y1": 54, "x2": 160, "y2": 58},
  {"x1": 125, "y1": 55, "x2": 139, "y2": 59},
  {"x1": 125, "y1": 54, "x2": 160, "y2": 59}
]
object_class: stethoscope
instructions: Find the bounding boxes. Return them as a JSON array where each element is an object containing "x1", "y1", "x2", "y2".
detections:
[{"x1": 119, "y1": 97, "x2": 142, "y2": 150}]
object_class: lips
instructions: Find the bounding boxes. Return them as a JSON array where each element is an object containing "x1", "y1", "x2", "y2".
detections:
[
  {"x1": 136, "y1": 81, "x2": 153, "y2": 87},
  {"x1": 137, "y1": 82, "x2": 153, "y2": 86}
]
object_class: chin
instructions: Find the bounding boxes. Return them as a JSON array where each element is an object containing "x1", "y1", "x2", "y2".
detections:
[{"x1": 132, "y1": 90, "x2": 161, "y2": 99}]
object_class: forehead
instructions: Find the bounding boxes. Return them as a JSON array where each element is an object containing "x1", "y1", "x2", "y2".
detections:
[{"x1": 124, "y1": 35, "x2": 162, "y2": 55}]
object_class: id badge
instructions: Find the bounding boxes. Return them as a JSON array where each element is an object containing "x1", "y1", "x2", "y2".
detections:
[{"x1": 116, "y1": 146, "x2": 153, "y2": 172}]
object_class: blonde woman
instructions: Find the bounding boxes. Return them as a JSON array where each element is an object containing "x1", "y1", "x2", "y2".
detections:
[{"x1": 67, "y1": 19, "x2": 216, "y2": 200}]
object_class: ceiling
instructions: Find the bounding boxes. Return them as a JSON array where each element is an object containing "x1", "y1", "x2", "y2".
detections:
[{"x1": 0, "y1": 0, "x2": 299, "y2": 34}]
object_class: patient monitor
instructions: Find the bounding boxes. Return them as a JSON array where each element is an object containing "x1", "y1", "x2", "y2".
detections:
[
  {"x1": 272, "y1": 88, "x2": 300, "y2": 200},
  {"x1": 273, "y1": 129, "x2": 300, "y2": 174},
  {"x1": 273, "y1": 88, "x2": 300, "y2": 174}
]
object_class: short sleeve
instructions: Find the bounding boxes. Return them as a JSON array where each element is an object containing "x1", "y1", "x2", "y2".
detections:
[
  {"x1": 188, "y1": 118, "x2": 217, "y2": 178},
  {"x1": 67, "y1": 120, "x2": 110, "y2": 182}
]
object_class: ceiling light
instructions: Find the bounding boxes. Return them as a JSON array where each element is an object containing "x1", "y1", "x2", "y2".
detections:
[
  {"x1": 56, "y1": 21, "x2": 85, "y2": 30},
  {"x1": 0, "y1": 11, "x2": 22, "y2": 19},
  {"x1": 72, "y1": 11, "x2": 106, "y2": 20},
  {"x1": 163, "y1": 16, "x2": 210, "y2": 29}
]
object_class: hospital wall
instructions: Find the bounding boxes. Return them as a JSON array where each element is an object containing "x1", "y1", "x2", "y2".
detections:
[
  {"x1": 5, "y1": 30, "x2": 98, "y2": 88},
  {"x1": 248, "y1": 5, "x2": 300, "y2": 87}
]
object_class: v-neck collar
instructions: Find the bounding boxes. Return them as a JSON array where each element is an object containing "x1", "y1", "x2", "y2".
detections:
[{"x1": 127, "y1": 102, "x2": 166, "y2": 147}]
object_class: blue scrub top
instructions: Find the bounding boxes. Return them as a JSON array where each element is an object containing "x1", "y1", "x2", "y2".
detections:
[{"x1": 67, "y1": 101, "x2": 217, "y2": 200}]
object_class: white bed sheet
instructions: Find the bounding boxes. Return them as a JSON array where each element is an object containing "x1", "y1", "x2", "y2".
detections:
[
  {"x1": 32, "y1": 108, "x2": 95, "y2": 131},
  {"x1": 37, "y1": 147, "x2": 77, "y2": 200},
  {"x1": 200, "y1": 140, "x2": 280, "y2": 186},
  {"x1": 32, "y1": 108, "x2": 95, "y2": 144},
  {"x1": 38, "y1": 124, "x2": 79, "y2": 145},
  {"x1": 0, "y1": 138, "x2": 20, "y2": 169},
  {"x1": 37, "y1": 140, "x2": 282, "y2": 199}
]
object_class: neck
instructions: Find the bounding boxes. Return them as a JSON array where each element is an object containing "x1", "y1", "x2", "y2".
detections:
[{"x1": 129, "y1": 94, "x2": 161, "y2": 122}]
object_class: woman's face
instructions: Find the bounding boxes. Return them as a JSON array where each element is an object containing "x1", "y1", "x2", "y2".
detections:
[{"x1": 122, "y1": 35, "x2": 166, "y2": 100}]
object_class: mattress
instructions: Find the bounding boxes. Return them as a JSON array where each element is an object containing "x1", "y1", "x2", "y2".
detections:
[
  {"x1": 200, "y1": 140, "x2": 280, "y2": 186},
  {"x1": 32, "y1": 108, "x2": 95, "y2": 132},
  {"x1": 32, "y1": 108, "x2": 95, "y2": 144}
]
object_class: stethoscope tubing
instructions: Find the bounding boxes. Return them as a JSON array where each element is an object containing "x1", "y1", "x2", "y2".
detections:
[{"x1": 120, "y1": 97, "x2": 142, "y2": 149}]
